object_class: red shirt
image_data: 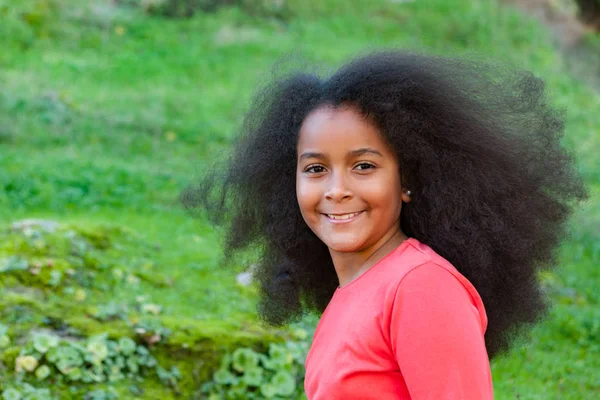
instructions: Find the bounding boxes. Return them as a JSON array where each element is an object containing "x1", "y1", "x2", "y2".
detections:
[{"x1": 304, "y1": 237, "x2": 494, "y2": 399}]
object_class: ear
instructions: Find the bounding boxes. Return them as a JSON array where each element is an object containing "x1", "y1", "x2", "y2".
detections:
[{"x1": 402, "y1": 189, "x2": 412, "y2": 203}]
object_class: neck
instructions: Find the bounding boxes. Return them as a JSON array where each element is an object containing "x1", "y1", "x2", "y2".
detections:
[{"x1": 329, "y1": 228, "x2": 408, "y2": 288}]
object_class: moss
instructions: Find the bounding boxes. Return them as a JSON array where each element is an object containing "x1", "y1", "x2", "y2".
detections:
[
  {"x1": 0, "y1": 346, "x2": 20, "y2": 365},
  {"x1": 72, "y1": 226, "x2": 119, "y2": 250},
  {"x1": 156, "y1": 316, "x2": 288, "y2": 384},
  {"x1": 1, "y1": 318, "x2": 289, "y2": 398},
  {"x1": 63, "y1": 316, "x2": 132, "y2": 339},
  {"x1": 0, "y1": 289, "x2": 46, "y2": 333},
  {"x1": 163, "y1": 316, "x2": 284, "y2": 347},
  {"x1": 1, "y1": 221, "x2": 294, "y2": 397},
  {"x1": 136, "y1": 269, "x2": 172, "y2": 288},
  {"x1": 19, "y1": 380, "x2": 184, "y2": 400}
]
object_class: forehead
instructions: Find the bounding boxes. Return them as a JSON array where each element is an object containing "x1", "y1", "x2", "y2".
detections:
[{"x1": 297, "y1": 106, "x2": 390, "y2": 153}]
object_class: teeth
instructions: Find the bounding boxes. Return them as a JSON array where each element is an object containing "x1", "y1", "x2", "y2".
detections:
[{"x1": 327, "y1": 212, "x2": 360, "y2": 220}]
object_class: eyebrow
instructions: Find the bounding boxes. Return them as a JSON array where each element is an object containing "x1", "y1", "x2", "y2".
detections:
[
  {"x1": 350, "y1": 148, "x2": 383, "y2": 158},
  {"x1": 299, "y1": 148, "x2": 383, "y2": 162}
]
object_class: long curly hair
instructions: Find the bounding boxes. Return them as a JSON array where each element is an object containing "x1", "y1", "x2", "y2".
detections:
[{"x1": 185, "y1": 50, "x2": 588, "y2": 359}]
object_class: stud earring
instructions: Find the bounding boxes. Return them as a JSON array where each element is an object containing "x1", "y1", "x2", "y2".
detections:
[{"x1": 405, "y1": 190, "x2": 412, "y2": 196}]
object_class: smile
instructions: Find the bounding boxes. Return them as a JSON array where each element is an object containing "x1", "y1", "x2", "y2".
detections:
[{"x1": 323, "y1": 211, "x2": 364, "y2": 223}]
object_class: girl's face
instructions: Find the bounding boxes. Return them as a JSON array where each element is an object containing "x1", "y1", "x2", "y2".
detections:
[{"x1": 296, "y1": 105, "x2": 410, "y2": 254}]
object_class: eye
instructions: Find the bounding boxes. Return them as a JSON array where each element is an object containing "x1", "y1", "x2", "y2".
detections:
[
  {"x1": 305, "y1": 165, "x2": 326, "y2": 174},
  {"x1": 354, "y1": 163, "x2": 376, "y2": 171}
]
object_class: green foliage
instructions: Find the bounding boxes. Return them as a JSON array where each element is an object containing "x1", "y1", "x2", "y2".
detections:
[
  {"x1": 0, "y1": 222, "x2": 149, "y2": 292},
  {"x1": 0, "y1": 383, "x2": 55, "y2": 400},
  {"x1": 0, "y1": 222, "x2": 185, "y2": 396},
  {"x1": 0, "y1": 322, "x2": 10, "y2": 349},
  {"x1": 0, "y1": 157, "x2": 176, "y2": 212},
  {"x1": 0, "y1": 0, "x2": 61, "y2": 48},
  {"x1": 119, "y1": 0, "x2": 292, "y2": 20},
  {"x1": 82, "y1": 389, "x2": 119, "y2": 400},
  {"x1": 90, "y1": 302, "x2": 129, "y2": 322},
  {"x1": 202, "y1": 335, "x2": 310, "y2": 399},
  {"x1": 132, "y1": 319, "x2": 172, "y2": 346},
  {"x1": 12, "y1": 332, "x2": 177, "y2": 388},
  {"x1": 0, "y1": 218, "x2": 276, "y2": 398}
]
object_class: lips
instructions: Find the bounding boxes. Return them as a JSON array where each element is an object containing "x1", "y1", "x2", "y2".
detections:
[{"x1": 322, "y1": 211, "x2": 364, "y2": 223}]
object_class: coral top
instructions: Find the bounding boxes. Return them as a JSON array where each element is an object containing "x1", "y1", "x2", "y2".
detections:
[{"x1": 304, "y1": 237, "x2": 494, "y2": 399}]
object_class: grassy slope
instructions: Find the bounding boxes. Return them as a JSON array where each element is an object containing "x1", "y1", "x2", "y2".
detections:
[{"x1": 1, "y1": 0, "x2": 599, "y2": 398}]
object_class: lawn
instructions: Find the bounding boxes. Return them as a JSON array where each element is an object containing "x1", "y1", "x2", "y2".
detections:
[{"x1": 0, "y1": 0, "x2": 599, "y2": 398}]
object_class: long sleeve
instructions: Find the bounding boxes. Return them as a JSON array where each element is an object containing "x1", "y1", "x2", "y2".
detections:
[{"x1": 389, "y1": 262, "x2": 494, "y2": 400}]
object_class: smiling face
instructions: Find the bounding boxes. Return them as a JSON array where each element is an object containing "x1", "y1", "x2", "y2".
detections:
[{"x1": 296, "y1": 105, "x2": 410, "y2": 255}]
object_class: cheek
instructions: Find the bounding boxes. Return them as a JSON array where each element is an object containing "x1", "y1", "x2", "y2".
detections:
[
  {"x1": 296, "y1": 176, "x2": 320, "y2": 220},
  {"x1": 367, "y1": 177, "x2": 403, "y2": 216}
]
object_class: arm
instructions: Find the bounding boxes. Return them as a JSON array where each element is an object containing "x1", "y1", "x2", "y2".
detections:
[{"x1": 390, "y1": 262, "x2": 494, "y2": 399}]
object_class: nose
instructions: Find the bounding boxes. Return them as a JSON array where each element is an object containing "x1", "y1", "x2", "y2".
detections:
[{"x1": 324, "y1": 171, "x2": 353, "y2": 202}]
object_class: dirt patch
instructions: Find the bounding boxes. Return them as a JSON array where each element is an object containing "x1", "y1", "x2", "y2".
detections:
[
  {"x1": 503, "y1": 0, "x2": 600, "y2": 93},
  {"x1": 502, "y1": 0, "x2": 592, "y2": 47}
]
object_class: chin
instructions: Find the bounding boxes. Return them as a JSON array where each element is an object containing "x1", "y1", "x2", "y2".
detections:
[{"x1": 323, "y1": 238, "x2": 365, "y2": 253}]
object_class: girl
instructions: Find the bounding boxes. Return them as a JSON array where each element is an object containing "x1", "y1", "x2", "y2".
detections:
[{"x1": 189, "y1": 51, "x2": 587, "y2": 399}]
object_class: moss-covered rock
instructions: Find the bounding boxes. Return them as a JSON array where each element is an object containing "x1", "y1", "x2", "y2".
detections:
[{"x1": 0, "y1": 221, "x2": 298, "y2": 399}]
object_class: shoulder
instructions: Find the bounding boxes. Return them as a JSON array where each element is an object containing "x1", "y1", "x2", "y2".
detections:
[
  {"x1": 382, "y1": 238, "x2": 488, "y2": 334},
  {"x1": 377, "y1": 237, "x2": 459, "y2": 285}
]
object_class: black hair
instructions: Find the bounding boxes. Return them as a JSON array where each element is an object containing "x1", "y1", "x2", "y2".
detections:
[{"x1": 185, "y1": 50, "x2": 588, "y2": 360}]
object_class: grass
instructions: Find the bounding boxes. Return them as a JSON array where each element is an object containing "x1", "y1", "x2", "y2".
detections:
[{"x1": 0, "y1": 0, "x2": 599, "y2": 398}]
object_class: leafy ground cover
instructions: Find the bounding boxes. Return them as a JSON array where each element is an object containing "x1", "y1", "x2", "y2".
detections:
[{"x1": 0, "y1": 0, "x2": 599, "y2": 398}]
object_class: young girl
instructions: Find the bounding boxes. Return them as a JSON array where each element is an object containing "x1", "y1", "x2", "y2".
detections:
[{"x1": 190, "y1": 51, "x2": 587, "y2": 399}]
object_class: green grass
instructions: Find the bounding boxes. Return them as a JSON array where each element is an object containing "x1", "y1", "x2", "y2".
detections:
[{"x1": 1, "y1": 0, "x2": 599, "y2": 398}]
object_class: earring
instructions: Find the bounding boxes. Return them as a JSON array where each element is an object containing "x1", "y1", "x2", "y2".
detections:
[{"x1": 405, "y1": 190, "x2": 412, "y2": 196}]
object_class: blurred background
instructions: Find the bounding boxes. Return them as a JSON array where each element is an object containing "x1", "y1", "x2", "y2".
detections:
[{"x1": 0, "y1": 0, "x2": 599, "y2": 399}]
